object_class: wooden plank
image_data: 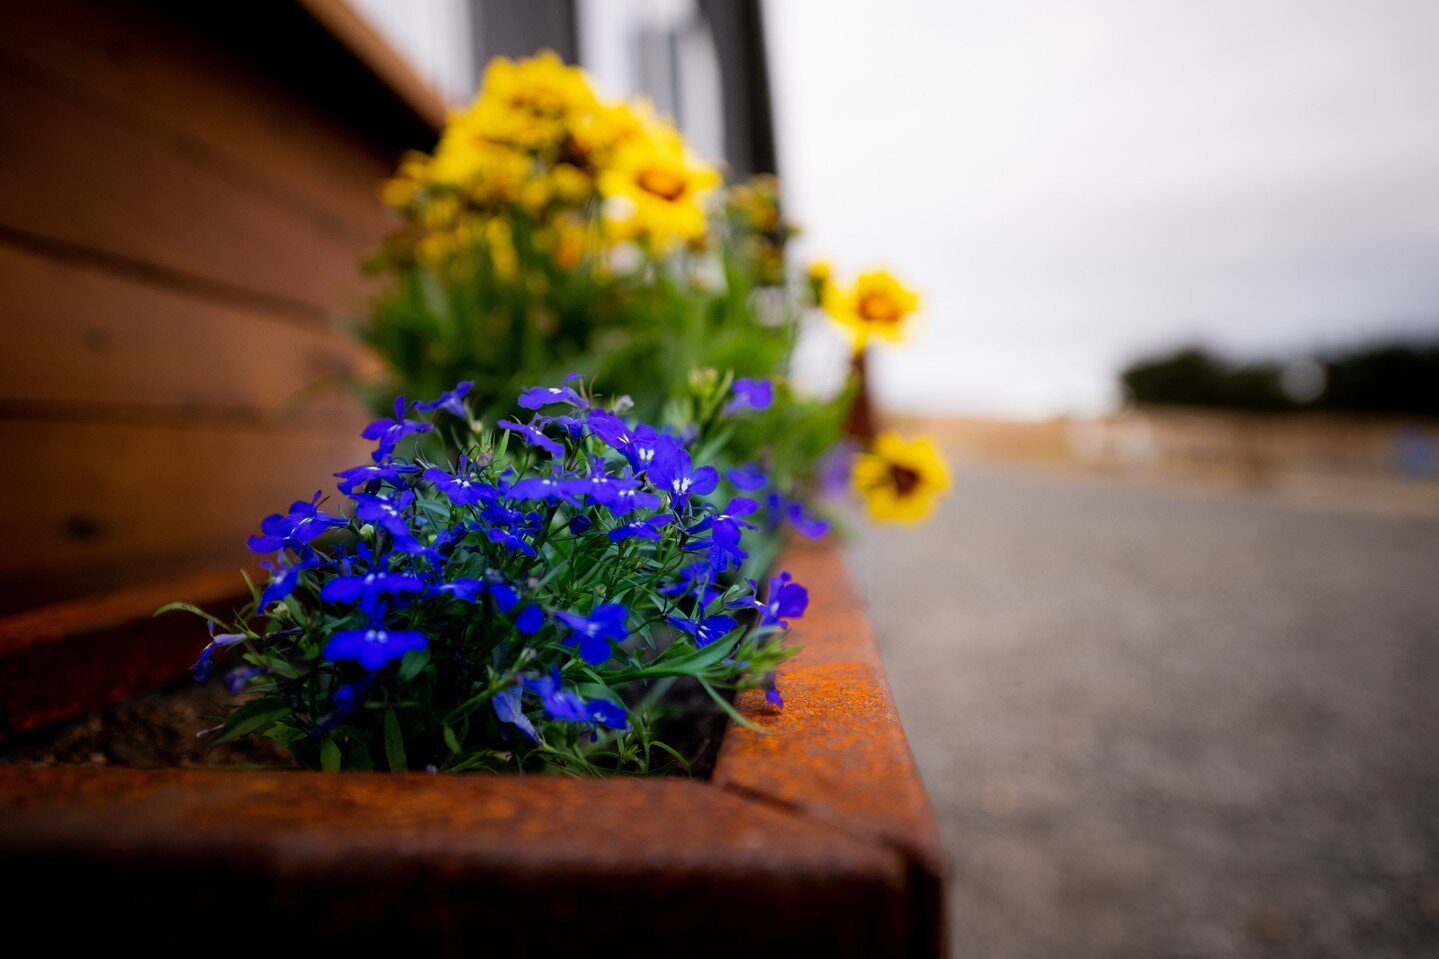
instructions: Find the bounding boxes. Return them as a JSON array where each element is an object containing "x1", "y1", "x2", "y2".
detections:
[
  {"x1": 0, "y1": 418, "x2": 372, "y2": 588},
  {"x1": 0, "y1": 0, "x2": 399, "y2": 243},
  {"x1": 0, "y1": 52, "x2": 373, "y2": 316},
  {"x1": 0, "y1": 243, "x2": 378, "y2": 417}
]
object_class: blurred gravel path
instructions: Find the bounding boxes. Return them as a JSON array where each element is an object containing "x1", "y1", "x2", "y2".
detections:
[{"x1": 844, "y1": 462, "x2": 1439, "y2": 959}]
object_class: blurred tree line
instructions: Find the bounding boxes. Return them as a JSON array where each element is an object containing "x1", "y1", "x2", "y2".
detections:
[{"x1": 1120, "y1": 341, "x2": 1439, "y2": 415}]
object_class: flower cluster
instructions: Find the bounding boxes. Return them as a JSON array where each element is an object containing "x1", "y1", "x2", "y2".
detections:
[
  {"x1": 176, "y1": 380, "x2": 805, "y2": 774},
  {"x1": 382, "y1": 50, "x2": 719, "y2": 266}
]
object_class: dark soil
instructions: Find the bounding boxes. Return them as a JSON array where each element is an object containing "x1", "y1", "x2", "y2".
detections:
[
  {"x1": 0, "y1": 680, "x2": 294, "y2": 768},
  {"x1": 1, "y1": 678, "x2": 730, "y2": 776}
]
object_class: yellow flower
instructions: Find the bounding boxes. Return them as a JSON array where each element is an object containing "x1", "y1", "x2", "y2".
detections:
[
  {"x1": 428, "y1": 134, "x2": 531, "y2": 207},
  {"x1": 852, "y1": 433, "x2": 951, "y2": 524},
  {"x1": 461, "y1": 50, "x2": 598, "y2": 152},
  {"x1": 824, "y1": 269, "x2": 920, "y2": 347},
  {"x1": 599, "y1": 122, "x2": 720, "y2": 253},
  {"x1": 806, "y1": 260, "x2": 833, "y2": 286}
]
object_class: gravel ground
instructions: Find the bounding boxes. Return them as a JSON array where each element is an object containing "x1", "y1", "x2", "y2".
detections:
[{"x1": 844, "y1": 461, "x2": 1439, "y2": 959}]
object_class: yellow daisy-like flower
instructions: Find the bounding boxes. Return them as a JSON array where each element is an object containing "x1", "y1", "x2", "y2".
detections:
[
  {"x1": 824, "y1": 269, "x2": 921, "y2": 347},
  {"x1": 852, "y1": 432, "x2": 951, "y2": 524},
  {"x1": 461, "y1": 50, "x2": 598, "y2": 152},
  {"x1": 599, "y1": 123, "x2": 720, "y2": 253}
]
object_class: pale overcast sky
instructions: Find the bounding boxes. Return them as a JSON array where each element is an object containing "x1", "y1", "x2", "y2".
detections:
[{"x1": 765, "y1": 0, "x2": 1439, "y2": 416}]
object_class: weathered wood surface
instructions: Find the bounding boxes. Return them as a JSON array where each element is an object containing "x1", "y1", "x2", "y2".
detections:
[{"x1": 0, "y1": 0, "x2": 435, "y2": 612}]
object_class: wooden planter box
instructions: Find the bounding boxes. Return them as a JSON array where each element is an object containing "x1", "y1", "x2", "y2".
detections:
[{"x1": 0, "y1": 544, "x2": 944, "y2": 957}]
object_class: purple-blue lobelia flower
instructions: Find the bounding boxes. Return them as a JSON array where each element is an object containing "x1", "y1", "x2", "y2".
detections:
[
  {"x1": 666, "y1": 613, "x2": 739, "y2": 648},
  {"x1": 323, "y1": 617, "x2": 428, "y2": 671},
  {"x1": 247, "y1": 491, "x2": 347, "y2": 554},
  {"x1": 608, "y1": 515, "x2": 673, "y2": 543},
  {"x1": 724, "y1": 377, "x2": 774, "y2": 414},
  {"x1": 508, "y1": 470, "x2": 581, "y2": 505},
  {"x1": 334, "y1": 462, "x2": 420, "y2": 495},
  {"x1": 661, "y1": 562, "x2": 722, "y2": 606},
  {"x1": 492, "y1": 685, "x2": 538, "y2": 741},
  {"x1": 423, "y1": 456, "x2": 498, "y2": 506},
  {"x1": 555, "y1": 603, "x2": 629, "y2": 665},
  {"x1": 648, "y1": 437, "x2": 718, "y2": 509},
  {"x1": 191, "y1": 621, "x2": 247, "y2": 681},
  {"x1": 320, "y1": 568, "x2": 427, "y2": 611},
  {"x1": 727, "y1": 464, "x2": 768, "y2": 491},
  {"x1": 258, "y1": 551, "x2": 321, "y2": 608},
  {"x1": 413, "y1": 381, "x2": 473, "y2": 420},
  {"x1": 497, "y1": 419, "x2": 564, "y2": 458},
  {"x1": 688, "y1": 497, "x2": 760, "y2": 548},
  {"x1": 433, "y1": 576, "x2": 520, "y2": 611},
  {"x1": 351, "y1": 490, "x2": 425, "y2": 553},
  {"x1": 518, "y1": 375, "x2": 586, "y2": 411},
  {"x1": 729, "y1": 570, "x2": 809, "y2": 629},
  {"x1": 522, "y1": 668, "x2": 589, "y2": 722},
  {"x1": 485, "y1": 526, "x2": 537, "y2": 557},
  {"x1": 587, "y1": 410, "x2": 664, "y2": 474},
  {"x1": 363, "y1": 396, "x2": 433, "y2": 462}
]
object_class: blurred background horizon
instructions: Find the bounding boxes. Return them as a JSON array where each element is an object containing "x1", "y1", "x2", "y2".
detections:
[{"x1": 354, "y1": 0, "x2": 1439, "y2": 419}]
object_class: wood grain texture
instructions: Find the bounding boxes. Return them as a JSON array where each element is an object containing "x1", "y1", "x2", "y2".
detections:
[
  {"x1": 0, "y1": 0, "x2": 398, "y2": 243},
  {"x1": 0, "y1": 51, "x2": 372, "y2": 315},
  {"x1": 0, "y1": 243, "x2": 376, "y2": 417}
]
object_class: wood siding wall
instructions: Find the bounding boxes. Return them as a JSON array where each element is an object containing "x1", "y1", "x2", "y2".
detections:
[{"x1": 0, "y1": 0, "x2": 413, "y2": 612}]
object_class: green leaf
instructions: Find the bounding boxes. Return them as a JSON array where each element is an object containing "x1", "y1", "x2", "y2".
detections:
[
  {"x1": 319, "y1": 735, "x2": 342, "y2": 772},
  {"x1": 382, "y1": 708, "x2": 408, "y2": 772},
  {"x1": 153, "y1": 601, "x2": 225, "y2": 627},
  {"x1": 442, "y1": 724, "x2": 462, "y2": 755},
  {"x1": 212, "y1": 697, "x2": 289, "y2": 744},
  {"x1": 398, "y1": 645, "x2": 431, "y2": 683}
]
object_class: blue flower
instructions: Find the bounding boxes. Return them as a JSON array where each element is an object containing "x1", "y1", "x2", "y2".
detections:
[
  {"x1": 493, "y1": 685, "x2": 537, "y2": 741},
  {"x1": 508, "y1": 472, "x2": 580, "y2": 505},
  {"x1": 608, "y1": 515, "x2": 673, "y2": 543},
  {"x1": 334, "y1": 462, "x2": 419, "y2": 495},
  {"x1": 351, "y1": 490, "x2": 416, "y2": 542},
  {"x1": 479, "y1": 502, "x2": 543, "y2": 532},
  {"x1": 514, "y1": 604, "x2": 545, "y2": 634},
  {"x1": 688, "y1": 497, "x2": 759, "y2": 547},
  {"x1": 725, "y1": 377, "x2": 773, "y2": 414},
  {"x1": 191, "y1": 621, "x2": 247, "y2": 681},
  {"x1": 363, "y1": 396, "x2": 433, "y2": 462},
  {"x1": 258, "y1": 551, "x2": 320, "y2": 608},
  {"x1": 666, "y1": 613, "x2": 739, "y2": 648},
  {"x1": 316, "y1": 677, "x2": 372, "y2": 733},
  {"x1": 766, "y1": 491, "x2": 830, "y2": 539},
  {"x1": 247, "y1": 491, "x2": 346, "y2": 554},
  {"x1": 587, "y1": 411, "x2": 663, "y2": 473},
  {"x1": 764, "y1": 676, "x2": 784, "y2": 709},
  {"x1": 568, "y1": 513, "x2": 593, "y2": 534},
  {"x1": 727, "y1": 464, "x2": 768, "y2": 491},
  {"x1": 497, "y1": 419, "x2": 564, "y2": 458},
  {"x1": 661, "y1": 562, "x2": 722, "y2": 606},
  {"x1": 323, "y1": 620, "x2": 427, "y2": 671},
  {"x1": 433, "y1": 576, "x2": 520, "y2": 611},
  {"x1": 423, "y1": 459, "x2": 498, "y2": 506},
  {"x1": 586, "y1": 699, "x2": 629, "y2": 731},
  {"x1": 729, "y1": 571, "x2": 809, "y2": 629},
  {"x1": 320, "y1": 569, "x2": 427, "y2": 611},
  {"x1": 522, "y1": 668, "x2": 589, "y2": 722},
  {"x1": 555, "y1": 602, "x2": 629, "y2": 665},
  {"x1": 486, "y1": 526, "x2": 537, "y2": 557},
  {"x1": 648, "y1": 438, "x2": 718, "y2": 508},
  {"x1": 518, "y1": 376, "x2": 586, "y2": 410},
  {"x1": 223, "y1": 666, "x2": 264, "y2": 695},
  {"x1": 413, "y1": 381, "x2": 473, "y2": 419}
]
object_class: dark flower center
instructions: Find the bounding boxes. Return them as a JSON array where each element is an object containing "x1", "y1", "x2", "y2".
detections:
[{"x1": 888, "y1": 463, "x2": 922, "y2": 497}]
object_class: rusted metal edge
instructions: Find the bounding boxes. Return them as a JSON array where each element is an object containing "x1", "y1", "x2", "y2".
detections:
[
  {"x1": 0, "y1": 765, "x2": 910, "y2": 955},
  {"x1": 0, "y1": 566, "x2": 253, "y2": 736},
  {"x1": 0, "y1": 544, "x2": 944, "y2": 954},
  {"x1": 713, "y1": 543, "x2": 948, "y2": 958}
]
